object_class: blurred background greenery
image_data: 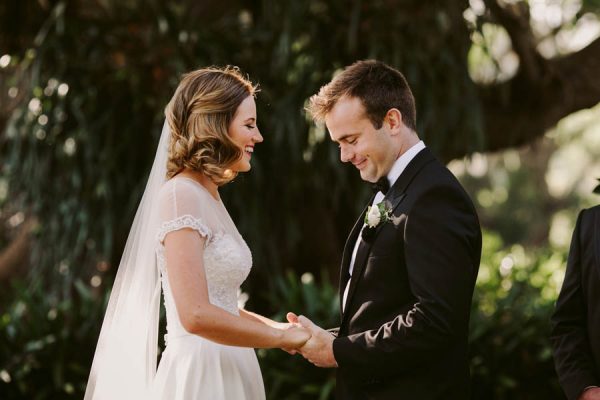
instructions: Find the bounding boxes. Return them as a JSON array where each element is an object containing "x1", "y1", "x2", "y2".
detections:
[{"x1": 1, "y1": 0, "x2": 599, "y2": 399}]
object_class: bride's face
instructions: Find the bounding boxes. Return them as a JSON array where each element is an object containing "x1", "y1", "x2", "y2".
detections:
[{"x1": 228, "y1": 95, "x2": 263, "y2": 172}]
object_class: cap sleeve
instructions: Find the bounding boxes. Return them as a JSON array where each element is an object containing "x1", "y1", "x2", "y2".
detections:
[{"x1": 156, "y1": 178, "x2": 216, "y2": 244}]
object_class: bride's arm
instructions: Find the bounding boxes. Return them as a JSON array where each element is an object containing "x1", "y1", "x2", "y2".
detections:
[
  {"x1": 239, "y1": 309, "x2": 289, "y2": 330},
  {"x1": 164, "y1": 228, "x2": 309, "y2": 349}
]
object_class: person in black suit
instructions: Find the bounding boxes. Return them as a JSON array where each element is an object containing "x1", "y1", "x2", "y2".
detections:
[
  {"x1": 287, "y1": 60, "x2": 482, "y2": 399},
  {"x1": 551, "y1": 205, "x2": 600, "y2": 400}
]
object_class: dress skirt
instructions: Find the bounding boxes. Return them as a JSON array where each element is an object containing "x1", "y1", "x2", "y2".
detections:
[{"x1": 150, "y1": 334, "x2": 266, "y2": 400}]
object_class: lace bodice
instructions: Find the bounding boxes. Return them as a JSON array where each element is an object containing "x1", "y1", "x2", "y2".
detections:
[{"x1": 155, "y1": 177, "x2": 252, "y2": 343}]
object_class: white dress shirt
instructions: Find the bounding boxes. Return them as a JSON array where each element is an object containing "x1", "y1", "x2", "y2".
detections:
[{"x1": 342, "y1": 141, "x2": 426, "y2": 312}]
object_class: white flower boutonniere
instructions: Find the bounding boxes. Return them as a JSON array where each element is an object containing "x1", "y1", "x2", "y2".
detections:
[{"x1": 365, "y1": 202, "x2": 391, "y2": 228}]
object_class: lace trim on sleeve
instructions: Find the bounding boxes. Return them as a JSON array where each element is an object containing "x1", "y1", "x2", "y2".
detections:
[{"x1": 157, "y1": 214, "x2": 212, "y2": 244}]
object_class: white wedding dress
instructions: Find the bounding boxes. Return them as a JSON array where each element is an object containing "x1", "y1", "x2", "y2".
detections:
[{"x1": 150, "y1": 176, "x2": 266, "y2": 400}]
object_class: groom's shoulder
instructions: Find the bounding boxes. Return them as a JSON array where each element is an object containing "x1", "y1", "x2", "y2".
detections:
[
  {"x1": 583, "y1": 204, "x2": 600, "y2": 216},
  {"x1": 580, "y1": 204, "x2": 600, "y2": 227},
  {"x1": 418, "y1": 156, "x2": 467, "y2": 192},
  {"x1": 412, "y1": 158, "x2": 476, "y2": 210}
]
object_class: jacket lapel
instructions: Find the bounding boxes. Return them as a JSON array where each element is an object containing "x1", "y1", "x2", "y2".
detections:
[
  {"x1": 340, "y1": 148, "x2": 436, "y2": 325},
  {"x1": 338, "y1": 196, "x2": 374, "y2": 313}
]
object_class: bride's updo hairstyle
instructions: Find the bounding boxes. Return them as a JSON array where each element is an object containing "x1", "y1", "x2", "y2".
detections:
[{"x1": 165, "y1": 66, "x2": 257, "y2": 185}]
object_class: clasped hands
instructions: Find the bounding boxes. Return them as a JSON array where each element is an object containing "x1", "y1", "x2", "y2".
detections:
[{"x1": 278, "y1": 312, "x2": 338, "y2": 368}]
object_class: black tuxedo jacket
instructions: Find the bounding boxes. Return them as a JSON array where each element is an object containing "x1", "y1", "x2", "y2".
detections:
[
  {"x1": 332, "y1": 148, "x2": 482, "y2": 400},
  {"x1": 551, "y1": 205, "x2": 600, "y2": 400}
]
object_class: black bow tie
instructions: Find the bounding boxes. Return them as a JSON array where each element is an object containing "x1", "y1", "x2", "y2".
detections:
[{"x1": 371, "y1": 176, "x2": 390, "y2": 195}]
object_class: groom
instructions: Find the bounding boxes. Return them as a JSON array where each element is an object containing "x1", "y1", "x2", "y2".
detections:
[{"x1": 289, "y1": 60, "x2": 482, "y2": 399}]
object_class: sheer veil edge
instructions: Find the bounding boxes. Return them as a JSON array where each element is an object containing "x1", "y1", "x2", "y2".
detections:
[{"x1": 84, "y1": 121, "x2": 171, "y2": 400}]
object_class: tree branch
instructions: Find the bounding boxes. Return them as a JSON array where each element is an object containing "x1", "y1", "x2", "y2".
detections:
[
  {"x1": 478, "y1": 35, "x2": 600, "y2": 154},
  {"x1": 483, "y1": 0, "x2": 545, "y2": 83}
]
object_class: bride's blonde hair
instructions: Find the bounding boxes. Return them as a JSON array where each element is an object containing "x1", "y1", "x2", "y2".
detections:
[{"x1": 165, "y1": 66, "x2": 257, "y2": 185}]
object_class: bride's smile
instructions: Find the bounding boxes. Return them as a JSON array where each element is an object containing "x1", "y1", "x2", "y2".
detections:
[{"x1": 229, "y1": 96, "x2": 263, "y2": 173}]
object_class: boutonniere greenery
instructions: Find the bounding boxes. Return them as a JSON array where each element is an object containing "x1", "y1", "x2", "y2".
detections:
[
  {"x1": 362, "y1": 201, "x2": 392, "y2": 241},
  {"x1": 365, "y1": 202, "x2": 391, "y2": 228}
]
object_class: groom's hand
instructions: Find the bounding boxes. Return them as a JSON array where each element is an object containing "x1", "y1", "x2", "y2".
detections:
[
  {"x1": 281, "y1": 312, "x2": 302, "y2": 355},
  {"x1": 296, "y1": 315, "x2": 338, "y2": 368}
]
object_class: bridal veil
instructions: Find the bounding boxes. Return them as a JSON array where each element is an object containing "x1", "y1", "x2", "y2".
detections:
[{"x1": 84, "y1": 121, "x2": 170, "y2": 400}]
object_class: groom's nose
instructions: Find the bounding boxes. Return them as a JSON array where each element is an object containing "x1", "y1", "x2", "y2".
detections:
[{"x1": 340, "y1": 145, "x2": 353, "y2": 163}]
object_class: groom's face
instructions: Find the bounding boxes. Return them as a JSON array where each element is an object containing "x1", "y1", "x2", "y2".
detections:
[{"x1": 326, "y1": 96, "x2": 397, "y2": 183}]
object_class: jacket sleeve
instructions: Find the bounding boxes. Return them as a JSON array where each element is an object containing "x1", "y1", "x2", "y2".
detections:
[
  {"x1": 332, "y1": 185, "x2": 481, "y2": 380},
  {"x1": 551, "y1": 209, "x2": 599, "y2": 400}
]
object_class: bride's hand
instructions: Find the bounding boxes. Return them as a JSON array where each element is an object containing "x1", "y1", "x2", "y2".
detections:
[
  {"x1": 280, "y1": 325, "x2": 311, "y2": 351},
  {"x1": 274, "y1": 321, "x2": 307, "y2": 331}
]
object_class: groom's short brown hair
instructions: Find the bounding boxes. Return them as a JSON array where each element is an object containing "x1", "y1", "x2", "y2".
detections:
[{"x1": 307, "y1": 60, "x2": 417, "y2": 131}]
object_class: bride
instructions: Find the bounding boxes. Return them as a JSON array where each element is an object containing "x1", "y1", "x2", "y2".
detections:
[{"x1": 84, "y1": 66, "x2": 311, "y2": 400}]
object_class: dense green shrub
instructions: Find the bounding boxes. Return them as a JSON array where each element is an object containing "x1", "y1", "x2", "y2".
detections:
[
  {"x1": 469, "y1": 231, "x2": 564, "y2": 399},
  {"x1": 0, "y1": 280, "x2": 107, "y2": 399}
]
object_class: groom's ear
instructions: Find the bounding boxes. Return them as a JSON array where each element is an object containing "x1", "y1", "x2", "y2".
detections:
[{"x1": 384, "y1": 108, "x2": 403, "y2": 135}]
